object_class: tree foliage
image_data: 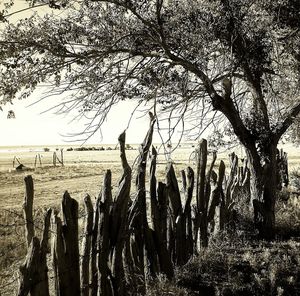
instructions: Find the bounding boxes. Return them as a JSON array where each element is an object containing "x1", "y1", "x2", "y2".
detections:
[{"x1": 0, "y1": 0, "x2": 299, "y2": 144}]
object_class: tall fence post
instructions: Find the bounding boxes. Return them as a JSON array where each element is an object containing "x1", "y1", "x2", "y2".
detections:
[
  {"x1": 23, "y1": 175, "x2": 34, "y2": 248},
  {"x1": 195, "y1": 140, "x2": 208, "y2": 248},
  {"x1": 80, "y1": 194, "x2": 94, "y2": 296},
  {"x1": 110, "y1": 131, "x2": 132, "y2": 296},
  {"x1": 18, "y1": 175, "x2": 52, "y2": 296},
  {"x1": 52, "y1": 192, "x2": 80, "y2": 296},
  {"x1": 53, "y1": 152, "x2": 57, "y2": 167},
  {"x1": 127, "y1": 113, "x2": 156, "y2": 294},
  {"x1": 150, "y1": 147, "x2": 174, "y2": 278},
  {"x1": 97, "y1": 170, "x2": 113, "y2": 296},
  {"x1": 60, "y1": 149, "x2": 64, "y2": 167}
]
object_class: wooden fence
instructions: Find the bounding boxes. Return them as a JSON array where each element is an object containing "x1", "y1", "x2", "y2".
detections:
[{"x1": 17, "y1": 115, "x2": 288, "y2": 296}]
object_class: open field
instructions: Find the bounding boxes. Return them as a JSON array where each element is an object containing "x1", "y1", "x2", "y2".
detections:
[
  {"x1": 0, "y1": 144, "x2": 198, "y2": 210},
  {"x1": 0, "y1": 143, "x2": 300, "y2": 295},
  {"x1": 1, "y1": 143, "x2": 299, "y2": 210}
]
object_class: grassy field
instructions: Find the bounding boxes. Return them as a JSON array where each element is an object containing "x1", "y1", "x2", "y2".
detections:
[
  {"x1": 0, "y1": 143, "x2": 300, "y2": 295},
  {"x1": 0, "y1": 144, "x2": 198, "y2": 209},
  {"x1": 1, "y1": 143, "x2": 299, "y2": 209}
]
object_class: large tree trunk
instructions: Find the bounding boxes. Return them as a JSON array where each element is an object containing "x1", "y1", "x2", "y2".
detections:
[{"x1": 246, "y1": 142, "x2": 277, "y2": 239}]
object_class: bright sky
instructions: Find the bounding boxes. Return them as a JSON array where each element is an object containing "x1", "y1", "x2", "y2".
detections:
[
  {"x1": 0, "y1": 1, "x2": 160, "y2": 146},
  {"x1": 0, "y1": 93, "x2": 154, "y2": 146}
]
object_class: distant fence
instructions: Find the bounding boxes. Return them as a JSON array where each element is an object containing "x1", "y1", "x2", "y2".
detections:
[
  {"x1": 12, "y1": 149, "x2": 64, "y2": 170},
  {"x1": 16, "y1": 116, "x2": 289, "y2": 296},
  {"x1": 11, "y1": 145, "x2": 137, "y2": 170}
]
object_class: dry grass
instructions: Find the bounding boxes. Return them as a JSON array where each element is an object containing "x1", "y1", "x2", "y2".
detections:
[{"x1": 174, "y1": 238, "x2": 300, "y2": 295}]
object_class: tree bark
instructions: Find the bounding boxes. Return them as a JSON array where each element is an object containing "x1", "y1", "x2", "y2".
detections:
[{"x1": 246, "y1": 142, "x2": 277, "y2": 239}]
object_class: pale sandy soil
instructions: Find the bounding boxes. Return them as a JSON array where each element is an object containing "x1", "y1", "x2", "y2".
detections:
[
  {"x1": 0, "y1": 147, "x2": 196, "y2": 210},
  {"x1": 0, "y1": 143, "x2": 299, "y2": 210}
]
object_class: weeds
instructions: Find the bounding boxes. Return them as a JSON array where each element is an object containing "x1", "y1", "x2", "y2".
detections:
[{"x1": 176, "y1": 238, "x2": 300, "y2": 295}]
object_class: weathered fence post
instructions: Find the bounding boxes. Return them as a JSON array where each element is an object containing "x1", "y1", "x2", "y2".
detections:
[
  {"x1": 182, "y1": 166, "x2": 195, "y2": 261},
  {"x1": 127, "y1": 113, "x2": 156, "y2": 294},
  {"x1": 97, "y1": 170, "x2": 113, "y2": 296},
  {"x1": 150, "y1": 147, "x2": 174, "y2": 278},
  {"x1": 13, "y1": 156, "x2": 21, "y2": 168},
  {"x1": 110, "y1": 131, "x2": 132, "y2": 296},
  {"x1": 208, "y1": 161, "x2": 225, "y2": 234},
  {"x1": 195, "y1": 140, "x2": 208, "y2": 248},
  {"x1": 80, "y1": 194, "x2": 94, "y2": 296},
  {"x1": 18, "y1": 237, "x2": 41, "y2": 296},
  {"x1": 53, "y1": 152, "x2": 57, "y2": 167},
  {"x1": 39, "y1": 208, "x2": 52, "y2": 296},
  {"x1": 166, "y1": 163, "x2": 185, "y2": 264},
  {"x1": 23, "y1": 175, "x2": 34, "y2": 248},
  {"x1": 39, "y1": 154, "x2": 42, "y2": 167},
  {"x1": 18, "y1": 207, "x2": 51, "y2": 296},
  {"x1": 90, "y1": 197, "x2": 100, "y2": 296},
  {"x1": 221, "y1": 153, "x2": 239, "y2": 230},
  {"x1": 52, "y1": 192, "x2": 80, "y2": 296},
  {"x1": 52, "y1": 212, "x2": 66, "y2": 295}
]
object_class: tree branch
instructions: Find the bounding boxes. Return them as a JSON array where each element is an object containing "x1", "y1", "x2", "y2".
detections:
[{"x1": 275, "y1": 102, "x2": 300, "y2": 141}]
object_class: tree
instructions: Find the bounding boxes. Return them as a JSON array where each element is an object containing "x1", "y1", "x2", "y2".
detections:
[{"x1": 0, "y1": 0, "x2": 300, "y2": 238}]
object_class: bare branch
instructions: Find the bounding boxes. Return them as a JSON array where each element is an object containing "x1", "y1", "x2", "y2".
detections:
[{"x1": 275, "y1": 102, "x2": 300, "y2": 141}]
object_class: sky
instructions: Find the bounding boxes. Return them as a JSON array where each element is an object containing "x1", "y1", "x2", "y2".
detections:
[
  {"x1": 0, "y1": 1, "x2": 191, "y2": 146},
  {"x1": 0, "y1": 1, "x2": 159, "y2": 146},
  {"x1": 0, "y1": 88, "x2": 155, "y2": 146}
]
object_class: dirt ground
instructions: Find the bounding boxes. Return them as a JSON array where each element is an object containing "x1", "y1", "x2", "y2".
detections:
[
  {"x1": 0, "y1": 143, "x2": 299, "y2": 210},
  {"x1": 0, "y1": 145, "x2": 196, "y2": 210}
]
